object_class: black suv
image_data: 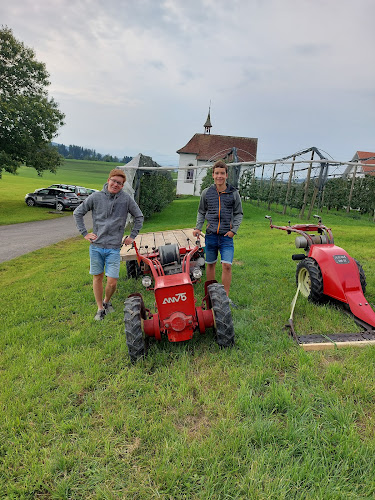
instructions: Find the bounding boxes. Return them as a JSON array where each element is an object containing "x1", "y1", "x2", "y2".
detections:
[{"x1": 25, "y1": 188, "x2": 81, "y2": 211}]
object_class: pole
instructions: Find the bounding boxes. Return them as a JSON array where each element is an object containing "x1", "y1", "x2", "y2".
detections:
[
  {"x1": 300, "y1": 151, "x2": 314, "y2": 218},
  {"x1": 347, "y1": 164, "x2": 358, "y2": 213},
  {"x1": 282, "y1": 156, "x2": 295, "y2": 215}
]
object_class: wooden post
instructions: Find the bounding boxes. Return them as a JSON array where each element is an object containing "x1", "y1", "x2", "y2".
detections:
[
  {"x1": 307, "y1": 184, "x2": 319, "y2": 219},
  {"x1": 300, "y1": 151, "x2": 314, "y2": 218},
  {"x1": 282, "y1": 156, "x2": 295, "y2": 215},
  {"x1": 267, "y1": 164, "x2": 277, "y2": 210},
  {"x1": 347, "y1": 164, "x2": 358, "y2": 213},
  {"x1": 321, "y1": 185, "x2": 326, "y2": 213},
  {"x1": 257, "y1": 165, "x2": 265, "y2": 206}
]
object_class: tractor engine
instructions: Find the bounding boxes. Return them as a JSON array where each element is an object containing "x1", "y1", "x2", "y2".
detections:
[{"x1": 143, "y1": 272, "x2": 198, "y2": 342}]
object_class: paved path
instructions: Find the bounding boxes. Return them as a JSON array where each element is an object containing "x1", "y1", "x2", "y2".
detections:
[{"x1": 0, "y1": 213, "x2": 92, "y2": 263}]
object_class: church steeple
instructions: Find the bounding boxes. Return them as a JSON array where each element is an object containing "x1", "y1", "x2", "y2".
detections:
[{"x1": 204, "y1": 104, "x2": 212, "y2": 134}]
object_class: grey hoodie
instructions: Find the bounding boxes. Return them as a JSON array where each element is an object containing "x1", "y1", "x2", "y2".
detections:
[{"x1": 73, "y1": 183, "x2": 144, "y2": 249}]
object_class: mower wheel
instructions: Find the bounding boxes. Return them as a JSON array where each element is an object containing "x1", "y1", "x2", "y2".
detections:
[
  {"x1": 208, "y1": 283, "x2": 235, "y2": 347},
  {"x1": 124, "y1": 295, "x2": 146, "y2": 363},
  {"x1": 354, "y1": 259, "x2": 367, "y2": 294},
  {"x1": 126, "y1": 260, "x2": 141, "y2": 279},
  {"x1": 296, "y1": 257, "x2": 325, "y2": 303}
]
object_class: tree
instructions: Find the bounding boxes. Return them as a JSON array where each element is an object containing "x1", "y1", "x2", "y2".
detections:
[
  {"x1": 200, "y1": 167, "x2": 213, "y2": 193},
  {"x1": 0, "y1": 26, "x2": 65, "y2": 177},
  {"x1": 139, "y1": 171, "x2": 175, "y2": 219}
]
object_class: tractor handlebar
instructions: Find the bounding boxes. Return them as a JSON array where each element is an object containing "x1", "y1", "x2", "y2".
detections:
[{"x1": 265, "y1": 215, "x2": 334, "y2": 245}]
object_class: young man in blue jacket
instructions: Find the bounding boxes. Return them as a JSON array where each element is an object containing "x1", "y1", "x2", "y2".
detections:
[
  {"x1": 193, "y1": 160, "x2": 243, "y2": 299},
  {"x1": 74, "y1": 169, "x2": 143, "y2": 320}
]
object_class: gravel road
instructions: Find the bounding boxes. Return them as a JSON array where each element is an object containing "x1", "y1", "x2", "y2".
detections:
[{"x1": 0, "y1": 213, "x2": 92, "y2": 263}]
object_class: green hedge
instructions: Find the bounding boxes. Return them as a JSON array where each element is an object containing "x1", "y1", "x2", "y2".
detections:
[{"x1": 139, "y1": 170, "x2": 175, "y2": 219}]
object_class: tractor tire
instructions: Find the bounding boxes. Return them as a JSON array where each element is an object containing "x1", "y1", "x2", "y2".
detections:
[
  {"x1": 296, "y1": 257, "x2": 325, "y2": 303},
  {"x1": 124, "y1": 295, "x2": 146, "y2": 363},
  {"x1": 126, "y1": 260, "x2": 141, "y2": 279},
  {"x1": 208, "y1": 283, "x2": 235, "y2": 347},
  {"x1": 354, "y1": 259, "x2": 367, "y2": 294}
]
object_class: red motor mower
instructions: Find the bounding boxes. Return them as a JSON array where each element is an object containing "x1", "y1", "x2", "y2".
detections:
[
  {"x1": 123, "y1": 237, "x2": 234, "y2": 363},
  {"x1": 266, "y1": 215, "x2": 375, "y2": 349}
]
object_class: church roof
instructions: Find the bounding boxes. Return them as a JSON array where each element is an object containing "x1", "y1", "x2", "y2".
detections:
[{"x1": 177, "y1": 133, "x2": 257, "y2": 162}]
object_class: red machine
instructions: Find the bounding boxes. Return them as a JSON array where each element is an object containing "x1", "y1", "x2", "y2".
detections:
[
  {"x1": 266, "y1": 215, "x2": 375, "y2": 347},
  {"x1": 124, "y1": 238, "x2": 234, "y2": 362}
]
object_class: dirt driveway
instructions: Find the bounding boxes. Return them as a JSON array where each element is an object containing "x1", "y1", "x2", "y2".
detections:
[{"x1": 0, "y1": 213, "x2": 92, "y2": 264}]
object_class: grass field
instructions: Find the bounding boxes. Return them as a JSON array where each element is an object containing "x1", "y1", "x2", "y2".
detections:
[
  {"x1": 1, "y1": 188, "x2": 375, "y2": 498},
  {"x1": 0, "y1": 160, "x2": 178, "y2": 226},
  {"x1": 0, "y1": 160, "x2": 125, "y2": 225}
]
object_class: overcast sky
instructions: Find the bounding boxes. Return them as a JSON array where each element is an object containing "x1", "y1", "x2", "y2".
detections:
[{"x1": 2, "y1": 0, "x2": 374, "y2": 165}]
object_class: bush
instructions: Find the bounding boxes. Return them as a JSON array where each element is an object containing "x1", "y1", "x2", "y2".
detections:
[
  {"x1": 200, "y1": 167, "x2": 213, "y2": 193},
  {"x1": 139, "y1": 171, "x2": 175, "y2": 219}
]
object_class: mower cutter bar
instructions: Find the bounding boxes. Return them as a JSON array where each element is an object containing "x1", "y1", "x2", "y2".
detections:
[{"x1": 285, "y1": 320, "x2": 375, "y2": 351}]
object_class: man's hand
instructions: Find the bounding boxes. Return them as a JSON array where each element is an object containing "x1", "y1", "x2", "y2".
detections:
[
  {"x1": 122, "y1": 236, "x2": 134, "y2": 246},
  {"x1": 224, "y1": 231, "x2": 235, "y2": 238},
  {"x1": 193, "y1": 229, "x2": 202, "y2": 238},
  {"x1": 84, "y1": 233, "x2": 97, "y2": 242}
]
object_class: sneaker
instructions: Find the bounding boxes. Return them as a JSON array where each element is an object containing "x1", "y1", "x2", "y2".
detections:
[
  {"x1": 228, "y1": 298, "x2": 238, "y2": 309},
  {"x1": 103, "y1": 301, "x2": 115, "y2": 314},
  {"x1": 94, "y1": 309, "x2": 106, "y2": 321}
]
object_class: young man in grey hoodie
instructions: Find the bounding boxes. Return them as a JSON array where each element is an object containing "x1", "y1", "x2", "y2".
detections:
[{"x1": 74, "y1": 168, "x2": 144, "y2": 320}]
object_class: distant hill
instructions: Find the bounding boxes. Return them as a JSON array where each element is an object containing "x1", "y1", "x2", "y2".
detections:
[{"x1": 51, "y1": 142, "x2": 132, "y2": 164}]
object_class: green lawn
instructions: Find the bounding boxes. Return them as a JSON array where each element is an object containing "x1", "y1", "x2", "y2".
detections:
[
  {"x1": 0, "y1": 160, "x2": 124, "y2": 225},
  {"x1": 1, "y1": 197, "x2": 375, "y2": 499}
]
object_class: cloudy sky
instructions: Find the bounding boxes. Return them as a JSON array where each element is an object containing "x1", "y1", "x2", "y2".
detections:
[{"x1": 2, "y1": 0, "x2": 374, "y2": 165}]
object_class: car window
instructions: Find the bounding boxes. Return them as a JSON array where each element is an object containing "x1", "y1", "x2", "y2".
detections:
[
  {"x1": 65, "y1": 192, "x2": 77, "y2": 198},
  {"x1": 37, "y1": 189, "x2": 50, "y2": 195}
]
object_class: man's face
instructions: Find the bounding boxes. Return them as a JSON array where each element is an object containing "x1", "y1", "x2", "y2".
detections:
[
  {"x1": 107, "y1": 175, "x2": 125, "y2": 194},
  {"x1": 212, "y1": 167, "x2": 228, "y2": 189}
]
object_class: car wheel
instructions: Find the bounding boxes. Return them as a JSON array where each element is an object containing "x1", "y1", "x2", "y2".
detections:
[
  {"x1": 124, "y1": 295, "x2": 146, "y2": 363},
  {"x1": 208, "y1": 283, "x2": 235, "y2": 347},
  {"x1": 56, "y1": 202, "x2": 64, "y2": 211},
  {"x1": 26, "y1": 198, "x2": 35, "y2": 207},
  {"x1": 296, "y1": 257, "x2": 325, "y2": 303}
]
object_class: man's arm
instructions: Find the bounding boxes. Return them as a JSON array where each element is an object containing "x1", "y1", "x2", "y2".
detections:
[
  {"x1": 230, "y1": 190, "x2": 243, "y2": 235},
  {"x1": 73, "y1": 198, "x2": 92, "y2": 237},
  {"x1": 193, "y1": 190, "x2": 207, "y2": 236},
  {"x1": 126, "y1": 198, "x2": 144, "y2": 241}
]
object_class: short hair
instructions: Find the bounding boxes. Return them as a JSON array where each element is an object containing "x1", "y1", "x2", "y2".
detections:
[
  {"x1": 108, "y1": 168, "x2": 126, "y2": 182},
  {"x1": 212, "y1": 160, "x2": 228, "y2": 174}
]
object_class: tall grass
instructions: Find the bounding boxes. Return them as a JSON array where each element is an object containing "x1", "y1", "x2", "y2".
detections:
[{"x1": 1, "y1": 198, "x2": 375, "y2": 498}]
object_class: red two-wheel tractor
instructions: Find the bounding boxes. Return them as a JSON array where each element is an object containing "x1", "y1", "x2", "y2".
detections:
[{"x1": 124, "y1": 237, "x2": 234, "y2": 362}]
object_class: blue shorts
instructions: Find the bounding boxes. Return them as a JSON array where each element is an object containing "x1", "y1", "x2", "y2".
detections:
[
  {"x1": 89, "y1": 245, "x2": 121, "y2": 278},
  {"x1": 205, "y1": 233, "x2": 234, "y2": 265}
]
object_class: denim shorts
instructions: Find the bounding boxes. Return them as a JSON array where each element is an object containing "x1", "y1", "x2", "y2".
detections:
[
  {"x1": 89, "y1": 245, "x2": 121, "y2": 278},
  {"x1": 205, "y1": 233, "x2": 234, "y2": 265}
]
